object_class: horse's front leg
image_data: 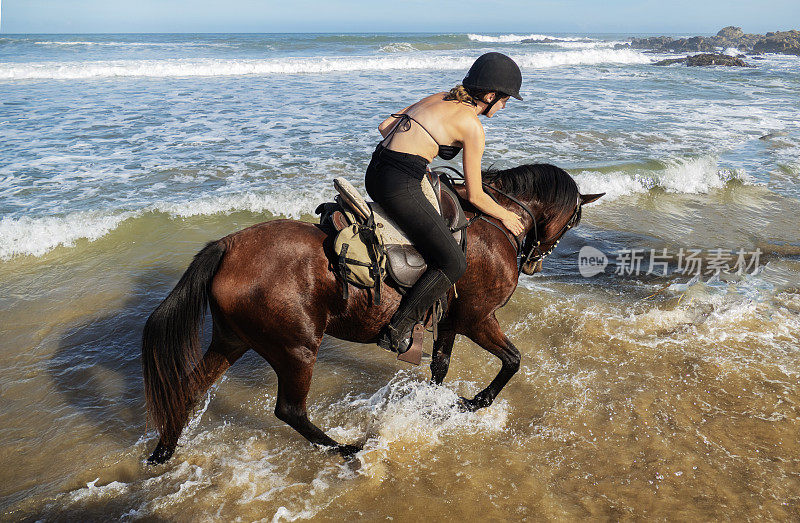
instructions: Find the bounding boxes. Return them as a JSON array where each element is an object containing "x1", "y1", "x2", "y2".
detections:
[
  {"x1": 458, "y1": 315, "x2": 520, "y2": 412},
  {"x1": 430, "y1": 329, "x2": 456, "y2": 385}
]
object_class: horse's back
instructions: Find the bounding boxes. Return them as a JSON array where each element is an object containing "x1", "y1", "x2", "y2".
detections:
[{"x1": 208, "y1": 218, "x2": 399, "y2": 347}]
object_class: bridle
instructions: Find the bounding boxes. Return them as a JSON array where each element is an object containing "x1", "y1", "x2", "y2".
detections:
[
  {"x1": 518, "y1": 192, "x2": 580, "y2": 269},
  {"x1": 432, "y1": 166, "x2": 581, "y2": 274}
]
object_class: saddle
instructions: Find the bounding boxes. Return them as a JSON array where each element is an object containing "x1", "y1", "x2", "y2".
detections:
[
  {"x1": 316, "y1": 173, "x2": 467, "y2": 289},
  {"x1": 315, "y1": 172, "x2": 468, "y2": 365}
]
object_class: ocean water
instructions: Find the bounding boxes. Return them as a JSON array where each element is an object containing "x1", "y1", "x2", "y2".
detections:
[{"x1": 1, "y1": 32, "x2": 799, "y2": 520}]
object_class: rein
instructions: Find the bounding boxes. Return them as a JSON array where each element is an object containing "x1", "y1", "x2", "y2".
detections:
[{"x1": 432, "y1": 165, "x2": 580, "y2": 274}]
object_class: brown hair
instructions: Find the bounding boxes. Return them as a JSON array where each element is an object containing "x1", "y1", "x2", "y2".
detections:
[{"x1": 444, "y1": 84, "x2": 495, "y2": 106}]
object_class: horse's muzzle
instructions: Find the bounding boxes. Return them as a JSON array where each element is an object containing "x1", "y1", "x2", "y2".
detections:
[{"x1": 521, "y1": 258, "x2": 543, "y2": 275}]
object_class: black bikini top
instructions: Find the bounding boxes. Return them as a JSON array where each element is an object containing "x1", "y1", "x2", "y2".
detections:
[{"x1": 382, "y1": 113, "x2": 463, "y2": 161}]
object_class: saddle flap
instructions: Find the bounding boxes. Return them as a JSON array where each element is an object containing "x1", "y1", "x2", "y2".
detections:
[
  {"x1": 331, "y1": 210, "x2": 348, "y2": 230},
  {"x1": 438, "y1": 181, "x2": 467, "y2": 241},
  {"x1": 385, "y1": 244, "x2": 427, "y2": 288}
]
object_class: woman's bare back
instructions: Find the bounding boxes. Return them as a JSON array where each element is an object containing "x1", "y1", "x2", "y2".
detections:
[{"x1": 381, "y1": 93, "x2": 479, "y2": 161}]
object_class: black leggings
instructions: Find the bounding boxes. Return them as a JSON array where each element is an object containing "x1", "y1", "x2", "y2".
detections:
[{"x1": 365, "y1": 145, "x2": 467, "y2": 283}]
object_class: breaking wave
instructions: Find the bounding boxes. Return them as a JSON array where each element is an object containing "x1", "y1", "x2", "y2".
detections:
[
  {"x1": 0, "y1": 155, "x2": 753, "y2": 261},
  {"x1": 0, "y1": 190, "x2": 318, "y2": 260},
  {"x1": 573, "y1": 156, "x2": 753, "y2": 201},
  {"x1": 467, "y1": 33, "x2": 583, "y2": 43},
  {"x1": 377, "y1": 42, "x2": 418, "y2": 53},
  {"x1": 0, "y1": 211, "x2": 137, "y2": 260},
  {"x1": 0, "y1": 49, "x2": 650, "y2": 80}
]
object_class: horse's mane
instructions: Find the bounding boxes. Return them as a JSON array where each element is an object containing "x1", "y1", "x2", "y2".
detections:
[{"x1": 482, "y1": 163, "x2": 579, "y2": 225}]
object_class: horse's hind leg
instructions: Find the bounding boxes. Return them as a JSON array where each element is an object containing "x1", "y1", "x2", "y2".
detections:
[
  {"x1": 148, "y1": 331, "x2": 248, "y2": 464},
  {"x1": 268, "y1": 345, "x2": 360, "y2": 458}
]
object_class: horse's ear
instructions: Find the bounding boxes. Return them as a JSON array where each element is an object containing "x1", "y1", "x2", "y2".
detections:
[{"x1": 580, "y1": 193, "x2": 605, "y2": 205}]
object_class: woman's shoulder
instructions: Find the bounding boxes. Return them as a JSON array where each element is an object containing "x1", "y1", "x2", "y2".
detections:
[
  {"x1": 411, "y1": 93, "x2": 482, "y2": 129},
  {"x1": 413, "y1": 92, "x2": 449, "y2": 106},
  {"x1": 428, "y1": 93, "x2": 478, "y2": 116}
]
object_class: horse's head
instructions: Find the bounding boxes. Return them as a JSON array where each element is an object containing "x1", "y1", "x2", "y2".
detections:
[
  {"x1": 520, "y1": 191, "x2": 605, "y2": 274},
  {"x1": 483, "y1": 164, "x2": 604, "y2": 275}
]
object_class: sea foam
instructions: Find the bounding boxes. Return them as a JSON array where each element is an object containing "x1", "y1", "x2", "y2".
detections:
[
  {"x1": 0, "y1": 186, "x2": 323, "y2": 260},
  {"x1": 467, "y1": 33, "x2": 583, "y2": 43},
  {"x1": 573, "y1": 156, "x2": 752, "y2": 202},
  {"x1": 0, "y1": 49, "x2": 650, "y2": 80}
]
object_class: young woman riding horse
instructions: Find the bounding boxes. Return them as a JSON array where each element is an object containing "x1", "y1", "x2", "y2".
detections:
[
  {"x1": 142, "y1": 56, "x2": 604, "y2": 464},
  {"x1": 367, "y1": 52, "x2": 525, "y2": 355}
]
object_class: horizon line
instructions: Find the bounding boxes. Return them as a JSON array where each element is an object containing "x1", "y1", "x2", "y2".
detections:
[{"x1": 0, "y1": 29, "x2": 746, "y2": 36}]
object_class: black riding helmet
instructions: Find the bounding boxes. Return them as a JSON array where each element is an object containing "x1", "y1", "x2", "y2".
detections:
[{"x1": 463, "y1": 52, "x2": 523, "y2": 114}]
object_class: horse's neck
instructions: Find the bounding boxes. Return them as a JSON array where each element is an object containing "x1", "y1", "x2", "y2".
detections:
[{"x1": 453, "y1": 182, "x2": 539, "y2": 234}]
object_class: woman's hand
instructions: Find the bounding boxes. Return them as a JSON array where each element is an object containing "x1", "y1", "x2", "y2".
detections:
[{"x1": 501, "y1": 211, "x2": 524, "y2": 236}]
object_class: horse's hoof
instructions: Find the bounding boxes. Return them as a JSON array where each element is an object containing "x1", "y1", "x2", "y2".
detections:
[
  {"x1": 147, "y1": 442, "x2": 174, "y2": 464},
  {"x1": 457, "y1": 396, "x2": 480, "y2": 413},
  {"x1": 337, "y1": 444, "x2": 362, "y2": 459}
]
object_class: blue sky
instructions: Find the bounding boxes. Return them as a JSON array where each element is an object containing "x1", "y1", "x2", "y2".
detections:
[{"x1": 2, "y1": 0, "x2": 799, "y2": 34}]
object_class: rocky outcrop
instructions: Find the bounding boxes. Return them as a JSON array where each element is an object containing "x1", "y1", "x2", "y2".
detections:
[
  {"x1": 716, "y1": 26, "x2": 744, "y2": 39},
  {"x1": 713, "y1": 26, "x2": 762, "y2": 50},
  {"x1": 752, "y1": 30, "x2": 800, "y2": 55},
  {"x1": 624, "y1": 27, "x2": 800, "y2": 56},
  {"x1": 685, "y1": 53, "x2": 751, "y2": 66},
  {"x1": 653, "y1": 53, "x2": 752, "y2": 67},
  {"x1": 653, "y1": 57, "x2": 687, "y2": 66}
]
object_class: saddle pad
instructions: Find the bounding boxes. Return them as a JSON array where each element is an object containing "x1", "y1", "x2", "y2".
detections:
[{"x1": 334, "y1": 177, "x2": 372, "y2": 222}]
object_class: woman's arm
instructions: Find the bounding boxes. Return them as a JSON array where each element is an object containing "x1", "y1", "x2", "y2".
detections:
[{"x1": 462, "y1": 122, "x2": 524, "y2": 236}]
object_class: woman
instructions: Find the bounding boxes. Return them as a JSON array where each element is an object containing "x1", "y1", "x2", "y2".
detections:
[{"x1": 366, "y1": 52, "x2": 525, "y2": 354}]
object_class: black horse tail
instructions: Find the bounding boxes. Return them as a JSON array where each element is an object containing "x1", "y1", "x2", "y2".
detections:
[{"x1": 142, "y1": 240, "x2": 227, "y2": 447}]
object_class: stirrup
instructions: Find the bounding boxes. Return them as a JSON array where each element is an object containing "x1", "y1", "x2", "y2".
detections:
[{"x1": 397, "y1": 324, "x2": 425, "y2": 365}]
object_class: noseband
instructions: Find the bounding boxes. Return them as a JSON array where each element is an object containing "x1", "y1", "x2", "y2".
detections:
[{"x1": 432, "y1": 166, "x2": 580, "y2": 274}]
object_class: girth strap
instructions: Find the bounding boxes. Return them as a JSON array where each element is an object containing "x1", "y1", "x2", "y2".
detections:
[{"x1": 338, "y1": 243, "x2": 350, "y2": 302}]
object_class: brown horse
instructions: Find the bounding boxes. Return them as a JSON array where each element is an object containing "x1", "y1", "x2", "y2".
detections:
[{"x1": 142, "y1": 163, "x2": 603, "y2": 463}]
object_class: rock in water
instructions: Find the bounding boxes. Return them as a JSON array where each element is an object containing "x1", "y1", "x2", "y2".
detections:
[
  {"x1": 685, "y1": 53, "x2": 751, "y2": 66},
  {"x1": 631, "y1": 27, "x2": 799, "y2": 56},
  {"x1": 630, "y1": 36, "x2": 673, "y2": 50},
  {"x1": 653, "y1": 53, "x2": 751, "y2": 67},
  {"x1": 653, "y1": 57, "x2": 688, "y2": 66},
  {"x1": 759, "y1": 131, "x2": 788, "y2": 140}
]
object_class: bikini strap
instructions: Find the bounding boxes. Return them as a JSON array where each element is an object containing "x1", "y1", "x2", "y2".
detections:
[{"x1": 382, "y1": 113, "x2": 442, "y2": 148}]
